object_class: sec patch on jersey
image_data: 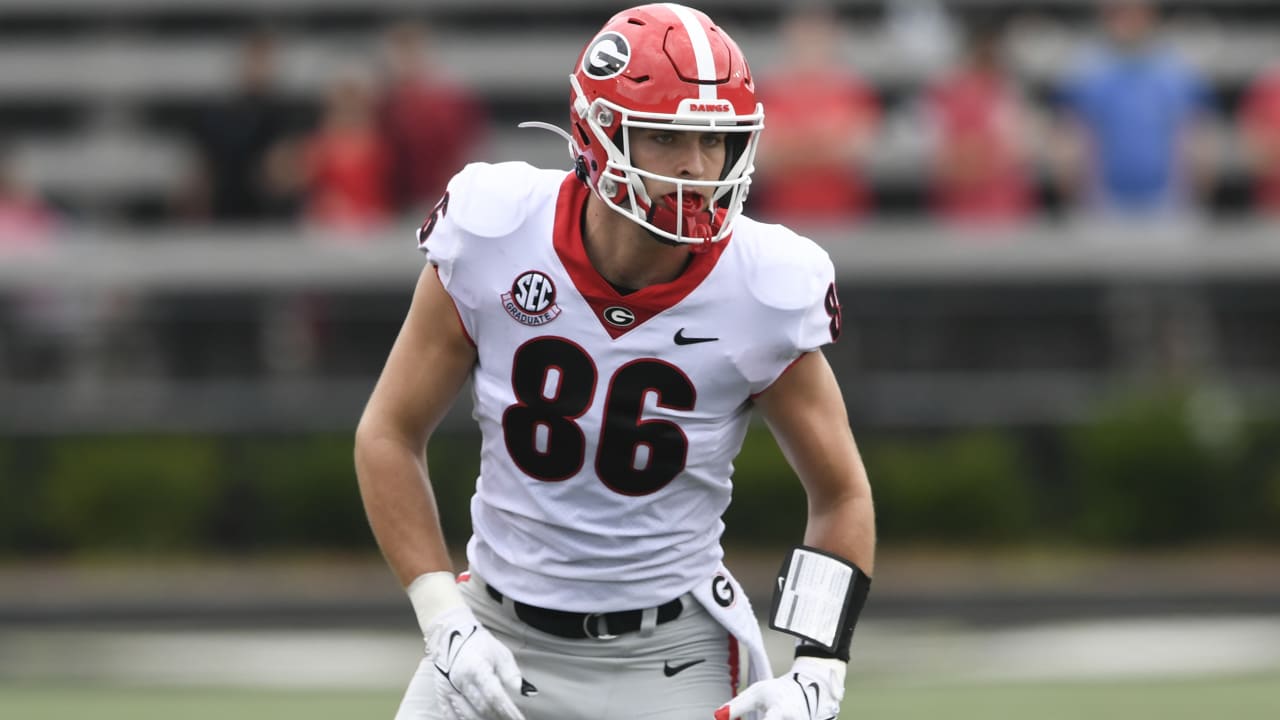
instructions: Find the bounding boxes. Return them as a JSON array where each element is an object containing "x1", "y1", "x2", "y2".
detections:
[{"x1": 501, "y1": 270, "x2": 563, "y2": 326}]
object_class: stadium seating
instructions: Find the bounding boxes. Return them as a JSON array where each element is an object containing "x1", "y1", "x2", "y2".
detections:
[
  {"x1": 2, "y1": 0, "x2": 1278, "y2": 222},
  {"x1": 2, "y1": 0, "x2": 1280, "y2": 434}
]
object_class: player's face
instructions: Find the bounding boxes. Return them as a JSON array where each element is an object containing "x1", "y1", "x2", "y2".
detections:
[{"x1": 628, "y1": 128, "x2": 727, "y2": 200}]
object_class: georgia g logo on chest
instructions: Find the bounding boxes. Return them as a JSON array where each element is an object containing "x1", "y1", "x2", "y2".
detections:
[{"x1": 502, "y1": 271, "x2": 563, "y2": 326}]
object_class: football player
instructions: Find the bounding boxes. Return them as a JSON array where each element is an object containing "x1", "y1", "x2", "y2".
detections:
[{"x1": 354, "y1": 4, "x2": 875, "y2": 719}]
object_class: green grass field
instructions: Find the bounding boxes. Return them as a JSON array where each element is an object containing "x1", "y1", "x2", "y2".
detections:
[{"x1": 3, "y1": 674, "x2": 1278, "y2": 720}]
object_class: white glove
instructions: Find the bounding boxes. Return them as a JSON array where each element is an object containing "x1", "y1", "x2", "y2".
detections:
[
  {"x1": 715, "y1": 657, "x2": 846, "y2": 720},
  {"x1": 427, "y1": 605, "x2": 530, "y2": 720}
]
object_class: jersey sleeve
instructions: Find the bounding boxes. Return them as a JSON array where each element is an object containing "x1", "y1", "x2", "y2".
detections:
[
  {"x1": 794, "y1": 254, "x2": 840, "y2": 354},
  {"x1": 415, "y1": 185, "x2": 483, "y2": 341},
  {"x1": 414, "y1": 161, "x2": 548, "y2": 341},
  {"x1": 739, "y1": 229, "x2": 841, "y2": 395}
]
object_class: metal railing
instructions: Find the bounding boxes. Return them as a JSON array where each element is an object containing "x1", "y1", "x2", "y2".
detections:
[{"x1": 3, "y1": 220, "x2": 1278, "y2": 432}]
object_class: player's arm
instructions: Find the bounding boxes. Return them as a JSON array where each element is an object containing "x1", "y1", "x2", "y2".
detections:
[
  {"x1": 718, "y1": 349, "x2": 873, "y2": 720},
  {"x1": 355, "y1": 263, "x2": 475, "y2": 587},
  {"x1": 355, "y1": 265, "x2": 532, "y2": 720},
  {"x1": 756, "y1": 349, "x2": 874, "y2": 577}
]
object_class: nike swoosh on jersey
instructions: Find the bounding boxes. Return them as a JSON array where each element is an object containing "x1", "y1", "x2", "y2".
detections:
[
  {"x1": 674, "y1": 329, "x2": 718, "y2": 345},
  {"x1": 663, "y1": 658, "x2": 707, "y2": 676}
]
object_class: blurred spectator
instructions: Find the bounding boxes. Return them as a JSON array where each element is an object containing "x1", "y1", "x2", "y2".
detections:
[
  {"x1": 0, "y1": 146, "x2": 58, "y2": 247},
  {"x1": 1053, "y1": 1, "x2": 1218, "y2": 220},
  {"x1": 750, "y1": 2, "x2": 880, "y2": 225},
  {"x1": 181, "y1": 31, "x2": 298, "y2": 223},
  {"x1": 378, "y1": 22, "x2": 488, "y2": 216},
  {"x1": 922, "y1": 17, "x2": 1038, "y2": 228},
  {"x1": 0, "y1": 144, "x2": 68, "y2": 379},
  {"x1": 255, "y1": 68, "x2": 398, "y2": 378},
  {"x1": 1240, "y1": 62, "x2": 1280, "y2": 217},
  {"x1": 164, "y1": 33, "x2": 294, "y2": 382},
  {"x1": 296, "y1": 68, "x2": 394, "y2": 232},
  {"x1": 885, "y1": 0, "x2": 959, "y2": 73}
]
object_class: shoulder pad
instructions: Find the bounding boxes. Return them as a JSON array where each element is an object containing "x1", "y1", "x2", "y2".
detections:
[
  {"x1": 736, "y1": 218, "x2": 834, "y2": 312},
  {"x1": 444, "y1": 161, "x2": 566, "y2": 238}
]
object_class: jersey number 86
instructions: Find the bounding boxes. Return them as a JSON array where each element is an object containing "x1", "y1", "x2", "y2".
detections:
[{"x1": 502, "y1": 336, "x2": 694, "y2": 497}]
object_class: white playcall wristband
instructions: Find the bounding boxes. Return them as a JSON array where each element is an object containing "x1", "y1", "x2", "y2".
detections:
[{"x1": 768, "y1": 545, "x2": 871, "y2": 661}]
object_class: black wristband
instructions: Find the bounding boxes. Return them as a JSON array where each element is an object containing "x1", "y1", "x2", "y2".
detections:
[{"x1": 795, "y1": 641, "x2": 844, "y2": 661}]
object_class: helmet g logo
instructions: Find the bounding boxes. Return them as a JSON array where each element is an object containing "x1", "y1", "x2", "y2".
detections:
[{"x1": 583, "y1": 32, "x2": 630, "y2": 79}]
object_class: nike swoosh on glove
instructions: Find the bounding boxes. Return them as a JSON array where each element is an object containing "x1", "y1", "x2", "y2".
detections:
[
  {"x1": 428, "y1": 605, "x2": 533, "y2": 720},
  {"x1": 714, "y1": 657, "x2": 845, "y2": 720}
]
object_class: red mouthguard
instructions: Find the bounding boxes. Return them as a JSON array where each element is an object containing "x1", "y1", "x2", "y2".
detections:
[{"x1": 647, "y1": 192, "x2": 717, "y2": 243}]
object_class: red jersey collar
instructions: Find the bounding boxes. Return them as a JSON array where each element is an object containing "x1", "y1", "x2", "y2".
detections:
[{"x1": 552, "y1": 174, "x2": 731, "y2": 339}]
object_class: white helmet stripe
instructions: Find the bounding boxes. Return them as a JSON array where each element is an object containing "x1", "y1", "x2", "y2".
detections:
[{"x1": 664, "y1": 3, "x2": 718, "y2": 100}]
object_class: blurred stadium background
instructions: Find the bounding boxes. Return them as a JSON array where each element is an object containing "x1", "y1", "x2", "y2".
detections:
[{"x1": 2, "y1": 0, "x2": 1279, "y2": 717}]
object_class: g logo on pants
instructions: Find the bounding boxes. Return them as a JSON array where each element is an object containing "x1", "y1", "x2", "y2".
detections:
[{"x1": 711, "y1": 573, "x2": 735, "y2": 608}]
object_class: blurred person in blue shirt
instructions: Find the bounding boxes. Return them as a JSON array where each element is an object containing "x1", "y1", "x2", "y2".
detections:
[{"x1": 1054, "y1": 1, "x2": 1218, "y2": 220}]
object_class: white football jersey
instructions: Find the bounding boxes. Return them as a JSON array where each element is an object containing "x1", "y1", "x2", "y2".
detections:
[{"x1": 419, "y1": 162, "x2": 840, "y2": 612}]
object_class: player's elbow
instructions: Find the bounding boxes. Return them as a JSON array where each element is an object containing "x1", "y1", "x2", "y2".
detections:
[
  {"x1": 354, "y1": 410, "x2": 424, "y2": 483},
  {"x1": 352, "y1": 415, "x2": 383, "y2": 489}
]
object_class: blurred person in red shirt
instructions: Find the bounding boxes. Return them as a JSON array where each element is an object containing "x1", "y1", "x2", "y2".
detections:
[
  {"x1": 0, "y1": 144, "x2": 72, "y2": 379},
  {"x1": 0, "y1": 146, "x2": 58, "y2": 248},
  {"x1": 299, "y1": 69, "x2": 395, "y2": 232},
  {"x1": 923, "y1": 17, "x2": 1037, "y2": 229},
  {"x1": 1240, "y1": 62, "x2": 1280, "y2": 216},
  {"x1": 378, "y1": 22, "x2": 488, "y2": 216},
  {"x1": 264, "y1": 69, "x2": 398, "y2": 375},
  {"x1": 751, "y1": 2, "x2": 880, "y2": 225}
]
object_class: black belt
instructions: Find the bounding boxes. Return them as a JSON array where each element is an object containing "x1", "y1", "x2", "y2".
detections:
[{"x1": 485, "y1": 584, "x2": 683, "y2": 640}]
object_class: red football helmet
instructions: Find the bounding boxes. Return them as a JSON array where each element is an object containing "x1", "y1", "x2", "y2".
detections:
[{"x1": 566, "y1": 3, "x2": 764, "y2": 245}]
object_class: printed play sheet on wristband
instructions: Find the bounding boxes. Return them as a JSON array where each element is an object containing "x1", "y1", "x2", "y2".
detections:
[{"x1": 772, "y1": 548, "x2": 853, "y2": 647}]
